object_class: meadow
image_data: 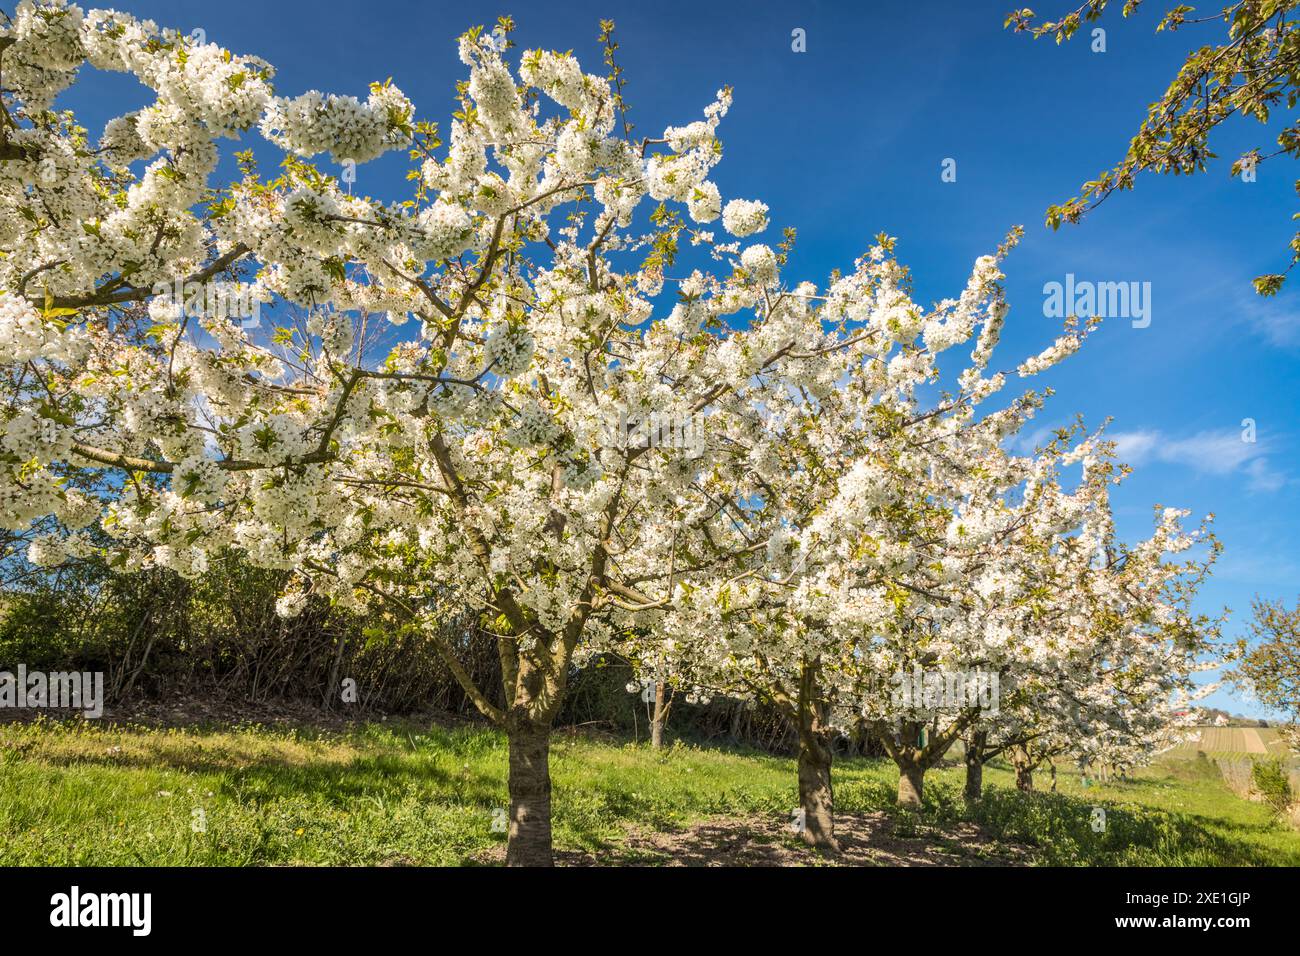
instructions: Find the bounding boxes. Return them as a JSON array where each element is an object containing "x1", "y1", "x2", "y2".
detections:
[{"x1": 2, "y1": 718, "x2": 1296, "y2": 867}]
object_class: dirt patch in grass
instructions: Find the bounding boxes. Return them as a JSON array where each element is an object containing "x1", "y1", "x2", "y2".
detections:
[{"x1": 477, "y1": 811, "x2": 1033, "y2": 867}]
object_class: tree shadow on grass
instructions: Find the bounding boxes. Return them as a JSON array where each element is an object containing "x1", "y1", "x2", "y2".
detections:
[
  {"x1": 512, "y1": 810, "x2": 1033, "y2": 867},
  {"x1": 16, "y1": 735, "x2": 506, "y2": 810}
]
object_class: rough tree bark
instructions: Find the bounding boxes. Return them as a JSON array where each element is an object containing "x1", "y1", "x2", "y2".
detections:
[
  {"x1": 650, "y1": 681, "x2": 667, "y2": 750},
  {"x1": 897, "y1": 761, "x2": 926, "y2": 807},
  {"x1": 1011, "y1": 745, "x2": 1036, "y2": 793},
  {"x1": 795, "y1": 657, "x2": 840, "y2": 852},
  {"x1": 797, "y1": 724, "x2": 837, "y2": 850},
  {"x1": 964, "y1": 729, "x2": 987, "y2": 804},
  {"x1": 505, "y1": 719, "x2": 553, "y2": 867}
]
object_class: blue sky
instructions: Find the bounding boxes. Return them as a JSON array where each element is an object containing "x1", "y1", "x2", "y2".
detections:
[{"x1": 63, "y1": 0, "x2": 1298, "y2": 717}]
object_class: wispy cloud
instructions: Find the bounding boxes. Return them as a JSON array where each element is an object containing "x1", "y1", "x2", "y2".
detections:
[
  {"x1": 1212, "y1": 549, "x2": 1300, "y2": 587},
  {"x1": 1243, "y1": 457, "x2": 1287, "y2": 493},
  {"x1": 1234, "y1": 293, "x2": 1300, "y2": 350},
  {"x1": 1110, "y1": 427, "x2": 1287, "y2": 492}
]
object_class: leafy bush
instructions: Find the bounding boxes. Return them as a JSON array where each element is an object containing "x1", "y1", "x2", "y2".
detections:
[{"x1": 1251, "y1": 758, "x2": 1295, "y2": 818}]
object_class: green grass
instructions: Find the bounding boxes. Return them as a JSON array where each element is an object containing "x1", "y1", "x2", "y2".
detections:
[
  {"x1": 958, "y1": 755, "x2": 1300, "y2": 865},
  {"x1": 1, "y1": 717, "x2": 1296, "y2": 866}
]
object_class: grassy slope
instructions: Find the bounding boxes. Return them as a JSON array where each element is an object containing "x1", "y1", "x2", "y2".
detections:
[{"x1": 1, "y1": 718, "x2": 1296, "y2": 866}]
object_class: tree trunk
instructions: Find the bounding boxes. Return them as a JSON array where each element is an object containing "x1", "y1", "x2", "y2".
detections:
[
  {"x1": 967, "y1": 749, "x2": 982, "y2": 806},
  {"x1": 797, "y1": 726, "x2": 838, "y2": 851},
  {"x1": 650, "y1": 681, "x2": 666, "y2": 750},
  {"x1": 897, "y1": 762, "x2": 925, "y2": 807},
  {"x1": 1009, "y1": 744, "x2": 1036, "y2": 793},
  {"x1": 964, "y1": 732, "x2": 986, "y2": 804},
  {"x1": 728, "y1": 699, "x2": 745, "y2": 742},
  {"x1": 793, "y1": 657, "x2": 839, "y2": 852},
  {"x1": 506, "y1": 723, "x2": 553, "y2": 866}
]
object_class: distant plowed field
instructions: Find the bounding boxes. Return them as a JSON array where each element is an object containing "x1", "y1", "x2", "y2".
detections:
[
  {"x1": 1166, "y1": 726, "x2": 1300, "y2": 799},
  {"x1": 1169, "y1": 726, "x2": 1293, "y2": 759}
]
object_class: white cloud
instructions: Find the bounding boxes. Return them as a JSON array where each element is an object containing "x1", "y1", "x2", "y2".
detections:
[
  {"x1": 1244, "y1": 457, "x2": 1286, "y2": 493},
  {"x1": 1235, "y1": 293, "x2": 1300, "y2": 349},
  {"x1": 1109, "y1": 427, "x2": 1287, "y2": 492}
]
